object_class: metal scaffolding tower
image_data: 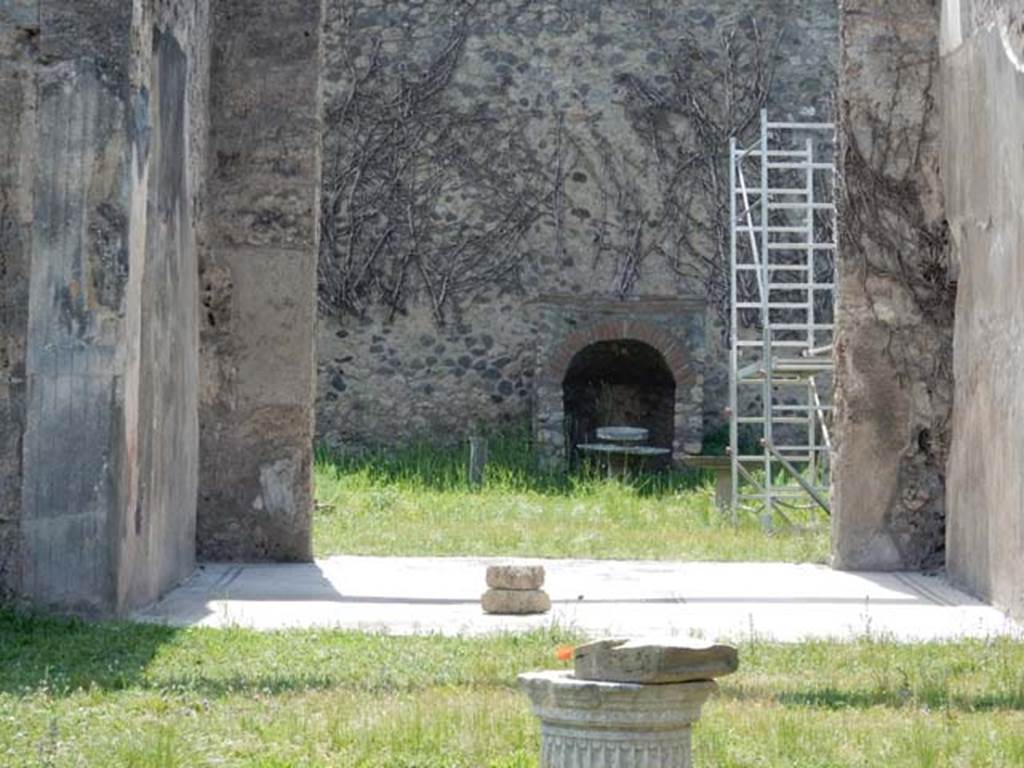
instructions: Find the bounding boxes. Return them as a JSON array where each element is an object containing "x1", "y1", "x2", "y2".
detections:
[{"x1": 728, "y1": 110, "x2": 837, "y2": 523}]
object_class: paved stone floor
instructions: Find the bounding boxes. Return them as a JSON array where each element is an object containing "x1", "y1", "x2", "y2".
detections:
[{"x1": 134, "y1": 556, "x2": 1023, "y2": 642}]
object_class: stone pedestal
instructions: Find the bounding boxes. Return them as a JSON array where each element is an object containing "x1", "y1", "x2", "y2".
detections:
[
  {"x1": 681, "y1": 456, "x2": 732, "y2": 511},
  {"x1": 518, "y1": 671, "x2": 717, "y2": 768}
]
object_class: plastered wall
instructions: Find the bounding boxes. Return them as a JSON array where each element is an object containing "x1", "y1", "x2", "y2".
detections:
[{"x1": 941, "y1": 0, "x2": 1024, "y2": 619}]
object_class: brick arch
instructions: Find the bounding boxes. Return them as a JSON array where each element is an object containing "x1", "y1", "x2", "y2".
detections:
[
  {"x1": 534, "y1": 319, "x2": 702, "y2": 469},
  {"x1": 540, "y1": 319, "x2": 695, "y2": 387}
]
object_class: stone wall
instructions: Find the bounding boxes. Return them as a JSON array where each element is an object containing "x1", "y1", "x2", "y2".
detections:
[
  {"x1": 0, "y1": 0, "x2": 209, "y2": 615},
  {"x1": 941, "y1": 0, "x2": 1024, "y2": 619},
  {"x1": 197, "y1": 0, "x2": 322, "y2": 560},
  {"x1": 831, "y1": 0, "x2": 955, "y2": 571},
  {"x1": 317, "y1": 0, "x2": 838, "y2": 453}
]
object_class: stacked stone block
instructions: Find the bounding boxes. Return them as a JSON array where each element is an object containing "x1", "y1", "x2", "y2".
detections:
[{"x1": 482, "y1": 564, "x2": 551, "y2": 615}]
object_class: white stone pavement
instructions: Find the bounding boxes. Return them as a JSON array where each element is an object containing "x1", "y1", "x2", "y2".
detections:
[{"x1": 133, "y1": 556, "x2": 1023, "y2": 643}]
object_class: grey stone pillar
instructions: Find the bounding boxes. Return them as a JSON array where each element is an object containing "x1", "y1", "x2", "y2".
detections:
[
  {"x1": 832, "y1": 0, "x2": 952, "y2": 571},
  {"x1": 9, "y1": 1, "x2": 209, "y2": 615},
  {"x1": 197, "y1": 0, "x2": 323, "y2": 561},
  {"x1": 519, "y1": 671, "x2": 717, "y2": 767}
]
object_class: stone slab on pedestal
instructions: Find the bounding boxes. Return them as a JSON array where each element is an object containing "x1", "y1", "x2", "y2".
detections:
[
  {"x1": 574, "y1": 637, "x2": 739, "y2": 684},
  {"x1": 519, "y1": 670, "x2": 717, "y2": 768},
  {"x1": 482, "y1": 588, "x2": 551, "y2": 614},
  {"x1": 487, "y1": 564, "x2": 545, "y2": 590}
]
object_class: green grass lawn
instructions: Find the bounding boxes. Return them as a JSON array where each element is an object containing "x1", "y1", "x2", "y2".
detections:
[
  {"x1": 2, "y1": 611, "x2": 1023, "y2": 767},
  {"x1": 313, "y1": 430, "x2": 829, "y2": 562}
]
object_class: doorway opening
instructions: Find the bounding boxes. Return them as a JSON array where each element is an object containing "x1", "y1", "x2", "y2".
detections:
[{"x1": 562, "y1": 340, "x2": 676, "y2": 469}]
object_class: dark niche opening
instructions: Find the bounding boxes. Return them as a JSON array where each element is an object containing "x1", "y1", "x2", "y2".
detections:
[{"x1": 562, "y1": 339, "x2": 675, "y2": 466}]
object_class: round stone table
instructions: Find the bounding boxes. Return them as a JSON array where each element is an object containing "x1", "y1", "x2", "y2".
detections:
[
  {"x1": 595, "y1": 426, "x2": 649, "y2": 443},
  {"x1": 518, "y1": 670, "x2": 717, "y2": 768},
  {"x1": 576, "y1": 444, "x2": 671, "y2": 477}
]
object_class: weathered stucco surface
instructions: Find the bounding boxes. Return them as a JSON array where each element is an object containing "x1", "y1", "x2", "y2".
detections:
[
  {"x1": 1, "y1": 0, "x2": 209, "y2": 615},
  {"x1": 119, "y1": 12, "x2": 208, "y2": 612},
  {"x1": 316, "y1": 0, "x2": 838, "y2": 452},
  {"x1": 197, "y1": 0, "x2": 321, "y2": 561},
  {"x1": 941, "y1": 0, "x2": 1024, "y2": 619},
  {"x1": 832, "y1": 0, "x2": 955, "y2": 571},
  {"x1": 0, "y1": 0, "x2": 323, "y2": 614}
]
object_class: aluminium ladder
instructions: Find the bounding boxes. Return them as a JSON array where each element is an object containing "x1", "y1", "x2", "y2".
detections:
[{"x1": 728, "y1": 110, "x2": 837, "y2": 523}]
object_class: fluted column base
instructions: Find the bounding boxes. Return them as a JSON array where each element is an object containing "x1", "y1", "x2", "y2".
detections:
[{"x1": 519, "y1": 671, "x2": 716, "y2": 768}]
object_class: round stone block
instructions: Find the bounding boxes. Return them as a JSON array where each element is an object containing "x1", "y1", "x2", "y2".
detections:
[
  {"x1": 486, "y1": 564, "x2": 545, "y2": 590},
  {"x1": 518, "y1": 671, "x2": 717, "y2": 768},
  {"x1": 482, "y1": 588, "x2": 551, "y2": 615}
]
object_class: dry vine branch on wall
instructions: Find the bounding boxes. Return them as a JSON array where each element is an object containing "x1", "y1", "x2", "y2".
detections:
[
  {"x1": 319, "y1": 8, "x2": 552, "y2": 327},
  {"x1": 584, "y1": 131, "x2": 661, "y2": 300},
  {"x1": 614, "y1": 17, "x2": 785, "y2": 330},
  {"x1": 838, "y1": 9, "x2": 955, "y2": 568},
  {"x1": 841, "y1": 22, "x2": 954, "y2": 339},
  {"x1": 320, "y1": 8, "x2": 828, "y2": 331}
]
